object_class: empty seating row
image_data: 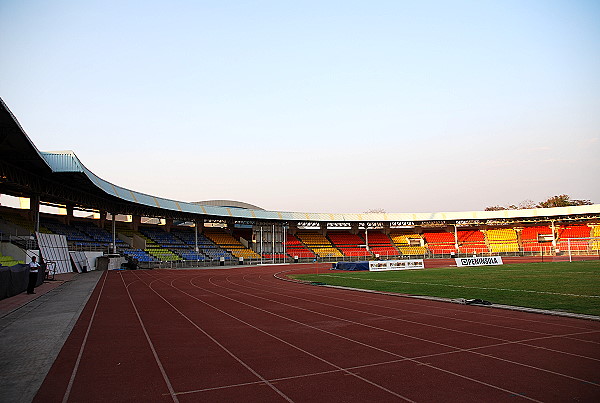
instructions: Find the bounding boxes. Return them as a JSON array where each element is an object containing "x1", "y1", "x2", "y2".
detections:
[
  {"x1": 121, "y1": 248, "x2": 156, "y2": 262},
  {"x1": 42, "y1": 219, "x2": 94, "y2": 242},
  {"x1": 521, "y1": 226, "x2": 553, "y2": 241},
  {"x1": 556, "y1": 225, "x2": 591, "y2": 251},
  {"x1": 423, "y1": 232, "x2": 455, "y2": 243},
  {"x1": 296, "y1": 232, "x2": 332, "y2": 246},
  {"x1": 390, "y1": 233, "x2": 423, "y2": 246},
  {"x1": 398, "y1": 246, "x2": 428, "y2": 255},
  {"x1": 179, "y1": 250, "x2": 207, "y2": 261},
  {"x1": 204, "y1": 229, "x2": 261, "y2": 259},
  {"x1": 1, "y1": 211, "x2": 52, "y2": 234},
  {"x1": 327, "y1": 231, "x2": 370, "y2": 257},
  {"x1": 139, "y1": 227, "x2": 185, "y2": 247},
  {"x1": 592, "y1": 227, "x2": 600, "y2": 251},
  {"x1": 145, "y1": 246, "x2": 182, "y2": 262},
  {"x1": 559, "y1": 225, "x2": 591, "y2": 239},
  {"x1": 284, "y1": 234, "x2": 316, "y2": 258},
  {"x1": 0, "y1": 252, "x2": 24, "y2": 266},
  {"x1": 311, "y1": 247, "x2": 344, "y2": 258},
  {"x1": 364, "y1": 231, "x2": 398, "y2": 257},
  {"x1": 486, "y1": 228, "x2": 519, "y2": 253},
  {"x1": 296, "y1": 231, "x2": 343, "y2": 257},
  {"x1": 422, "y1": 231, "x2": 456, "y2": 254}
]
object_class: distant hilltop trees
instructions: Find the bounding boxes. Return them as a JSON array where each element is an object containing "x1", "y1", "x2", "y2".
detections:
[
  {"x1": 364, "y1": 208, "x2": 387, "y2": 214},
  {"x1": 485, "y1": 195, "x2": 594, "y2": 211}
]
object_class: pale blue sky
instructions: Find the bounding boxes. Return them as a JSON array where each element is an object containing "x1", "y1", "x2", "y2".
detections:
[{"x1": 1, "y1": 0, "x2": 599, "y2": 213}]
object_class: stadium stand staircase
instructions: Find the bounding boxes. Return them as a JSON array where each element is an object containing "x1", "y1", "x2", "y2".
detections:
[
  {"x1": 296, "y1": 231, "x2": 343, "y2": 258},
  {"x1": 422, "y1": 231, "x2": 456, "y2": 254},
  {"x1": 457, "y1": 230, "x2": 488, "y2": 254},
  {"x1": 171, "y1": 228, "x2": 234, "y2": 261},
  {"x1": 139, "y1": 227, "x2": 188, "y2": 261},
  {"x1": 390, "y1": 232, "x2": 427, "y2": 256},
  {"x1": 327, "y1": 231, "x2": 371, "y2": 257},
  {"x1": 117, "y1": 228, "x2": 165, "y2": 262},
  {"x1": 284, "y1": 234, "x2": 316, "y2": 258},
  {"x1": 204, "y1": 228, "x2": 261, "y2": 259},
  {"x1": 74, "y1": 221, "x2": 119, "y2": 250},
  {"x1": 364, "y1": 231, "x2": 398, "y2": 257}
]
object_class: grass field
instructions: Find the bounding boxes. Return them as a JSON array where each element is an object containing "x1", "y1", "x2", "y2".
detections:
[{"x1": 292, "y1": 261, "x2": 600, "y2": 316}]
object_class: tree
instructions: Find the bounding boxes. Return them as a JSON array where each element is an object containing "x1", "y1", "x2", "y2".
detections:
[
  {"x1": 485, "y1": 195, "x2": 593, "y2": 211},
  {"x1": 537, "y1": 195, "x2": 593, "y2": 208},
  {"x1": 485, "y1": 199, "x2": 533, "y2": 211},
  {"x1": 364, "y1": 208, "x2": 386, "y2": 214},
  {"x1": 518, "y1": 199, "x2": 537, "y2": 209},
  {"x1": 484, "y1": 205, "x2": 507, "y2": 211}
]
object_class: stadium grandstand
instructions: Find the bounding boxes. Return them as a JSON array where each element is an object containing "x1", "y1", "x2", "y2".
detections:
[{"x1": 1, "y1": 96, "x2": 600, "y2": 271}]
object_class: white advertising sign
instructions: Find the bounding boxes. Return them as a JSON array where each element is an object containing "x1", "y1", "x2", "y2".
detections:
[
  {"x1": 369, "y1": 259, "x2": 425, "y2": 271},
  {"x1": 455, "y1": 256, "x2": 503, "y2": 267}
]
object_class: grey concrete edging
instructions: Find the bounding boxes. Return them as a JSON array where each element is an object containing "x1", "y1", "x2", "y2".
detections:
[{"x1": 0, "y1": 270, "x2": 103, "y2": 403}]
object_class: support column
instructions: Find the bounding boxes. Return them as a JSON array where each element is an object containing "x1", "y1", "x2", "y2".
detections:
[
  {"x1": 194, "y1": 220, "x2": 199, "y2": 253},
  {"x1": 283, "y1": 224, "x2": 287, "y2": 258},
  {"x1": 65, "y1": 204, "x2": 74, "y2": 226},
  {"x1": 132, "y1": 215, "x2": 141, "y2": 232},
  {"x1": 319, "y1": 222, "x2": 327, "y2": 236},
  {"x1": 260, "y1": 226, "x2": 264, "y2": 260},
  {"x1": 99, "y1": 210, "x2": 107, "y2": 229},
  {"x1": 551, "y1": 220, "x2": 557, "y2": 251},
  {"x1": 165, "y1": 218, "x2": 173, "y2": 232},
  {"x1": 226, "y1": 220, "x2": 235, "y2": 232},
  {"x1": 112, "y1": 213, "x2": 117, "y2": 254},
  {"x1": 29, "y1": 194, "x2": 40, "y2": 234},
  {"x1": 454, "y1": 224, "x2": 459, "y2": 251}
]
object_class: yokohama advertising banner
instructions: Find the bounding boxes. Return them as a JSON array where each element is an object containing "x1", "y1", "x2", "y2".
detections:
[{"x1": 455, "y1": 256, "x2": 503, "y2": 267}]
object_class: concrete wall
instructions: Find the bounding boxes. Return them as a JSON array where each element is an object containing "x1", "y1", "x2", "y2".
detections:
[
  {"x1": 83, "y1": 252, "x2": 104, "y2": 271},
  {"x1": 0, "y1": 242, "x2": 29, "y2": 262}
]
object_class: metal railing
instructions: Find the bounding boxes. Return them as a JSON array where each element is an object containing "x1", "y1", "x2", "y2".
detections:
[{"x1": 5, "y1": 233, "x2": 599, "y2": 270}]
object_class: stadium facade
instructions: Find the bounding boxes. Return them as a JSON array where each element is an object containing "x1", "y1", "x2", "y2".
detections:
[{"x1": 1, "y1": 97, "x2": 599, "y2": 268}]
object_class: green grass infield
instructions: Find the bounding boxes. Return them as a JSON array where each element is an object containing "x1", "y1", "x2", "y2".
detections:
[{"x1": 291, "y1": 261, "x2": 600, "y2": 316}]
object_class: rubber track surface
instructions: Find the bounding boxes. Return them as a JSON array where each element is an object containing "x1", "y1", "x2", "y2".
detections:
[{"x1": 35, "y1": 264, "x2": 600, "y2": 402}]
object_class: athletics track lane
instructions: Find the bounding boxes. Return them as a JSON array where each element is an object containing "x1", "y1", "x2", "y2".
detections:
[{"x1": 35, "y1": 264, "x2": 600, "y2": 402}]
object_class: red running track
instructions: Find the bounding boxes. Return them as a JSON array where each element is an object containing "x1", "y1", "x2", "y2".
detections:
[{"x1": 35, "y1": 264, "x2": 600, "y2": 402}]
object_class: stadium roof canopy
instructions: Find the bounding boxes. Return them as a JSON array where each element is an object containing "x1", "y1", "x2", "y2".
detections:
[{"x1": 1, "y1": 97, "x2": 599, "y2": 225}]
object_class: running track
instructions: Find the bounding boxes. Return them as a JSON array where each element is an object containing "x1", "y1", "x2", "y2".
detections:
[{"x1": 35, "y1": 264, "x2": 600, "y2": 402}]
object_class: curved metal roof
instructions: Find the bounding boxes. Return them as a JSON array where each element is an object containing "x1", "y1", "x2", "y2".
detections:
[
  {"x1": 193, "y1": 200, "x2": 265, "y2": 210},
  {"x1": 2, "y1": 97, "x2": 599, "y2": 224}
]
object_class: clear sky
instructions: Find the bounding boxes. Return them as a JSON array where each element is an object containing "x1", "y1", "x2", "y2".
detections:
[{"x1": 1, "y1": 0, "x2": 599, "y2": 214}]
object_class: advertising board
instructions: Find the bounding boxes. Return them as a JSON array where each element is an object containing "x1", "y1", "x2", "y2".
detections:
[
  {"x1": 369, "y1": 259, "x2": 425, "y2": 271},
  {"x1": 455, "y1": 256, "x2": 503, "y2": 267}
]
